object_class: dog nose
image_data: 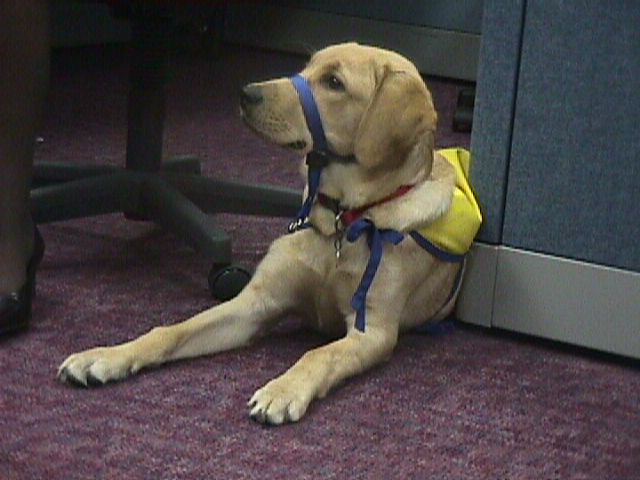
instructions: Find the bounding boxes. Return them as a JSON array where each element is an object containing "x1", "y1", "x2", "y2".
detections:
[{"x1": 240, "y1": 84, "x2": 263, "y2": 108}]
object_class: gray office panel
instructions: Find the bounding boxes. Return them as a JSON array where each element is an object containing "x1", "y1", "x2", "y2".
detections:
[
  {"x1": 456, "y1": 243, "x2": 640, "y2": 359},
  {"x1": 493, "y1": 247, "x2": 640, "y2": 359},
  {"x1": 502, "y1": 2, "x2": 640, "y2": 272},
  {"x1": 469, "y1": 0, "x2": 526, "y2": 244}
]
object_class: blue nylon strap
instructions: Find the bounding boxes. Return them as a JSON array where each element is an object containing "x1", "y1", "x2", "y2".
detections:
[
  {"x1": 347, "y1": 219, "x2": 405, "y2": 332},
  {"x1": 290, "y1": 74, "x2": 327, "y2": 152},
  {"x1": 292, "y1": 166, "x2": 321, "y2": 230},
  {"x1": 346, "y1": 222, "x2": 465, "y2": 332},
  {"x1": 409, "y1": 231, "x2": 465, "y2": 263},
  {"x1": 289, "y1": 74, "x2": 328, "y2": 229}
]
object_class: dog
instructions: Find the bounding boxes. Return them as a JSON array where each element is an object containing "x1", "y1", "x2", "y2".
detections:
[{"x1": 58, "y1": 43, "x2": 481, "y2": 425}]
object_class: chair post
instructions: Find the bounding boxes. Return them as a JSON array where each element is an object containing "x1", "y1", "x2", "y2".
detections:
[{"x1": 125, "y1": 6, "x2": 172, "y2": 173}]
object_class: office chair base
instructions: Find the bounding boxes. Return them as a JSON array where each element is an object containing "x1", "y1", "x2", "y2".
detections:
[
  {"x1": 31, "y1": 156, "x2": 301, "y2": 272},
  {"x1": 30, "y1": 8, "x2": 301, "y2": 294}
]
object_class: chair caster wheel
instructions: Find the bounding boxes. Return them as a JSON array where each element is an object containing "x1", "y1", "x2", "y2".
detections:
[{"x1": 208, "y1": 264, "x2": 251, "y2": 301}]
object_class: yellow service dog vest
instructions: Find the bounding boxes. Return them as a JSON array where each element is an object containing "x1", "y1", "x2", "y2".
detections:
[{"x1": 416, "y1": 148, "x2": 483, "y2": 258}]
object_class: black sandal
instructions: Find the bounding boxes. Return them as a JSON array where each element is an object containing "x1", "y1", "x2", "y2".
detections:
[{"x1": 0, "y1": 227, "x2": 45, "y2": 335}]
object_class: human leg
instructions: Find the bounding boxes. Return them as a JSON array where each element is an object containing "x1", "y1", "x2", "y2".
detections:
[{"x1": 0, "y1": 0, "x2": 49, "y2": 330}]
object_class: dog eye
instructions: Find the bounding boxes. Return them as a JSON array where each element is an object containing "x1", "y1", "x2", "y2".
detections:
[{"x1": 321, "y1": 74, "x2": 345, "y2": 92}]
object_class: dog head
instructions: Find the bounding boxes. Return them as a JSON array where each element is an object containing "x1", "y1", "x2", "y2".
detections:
[{"x1": 240, "y1": 43, "x2": 438, "y2": 204}]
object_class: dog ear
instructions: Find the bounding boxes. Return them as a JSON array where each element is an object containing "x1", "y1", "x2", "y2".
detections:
[{"x1": 354, "y1": 68, "x2": 437, "y2": 171}]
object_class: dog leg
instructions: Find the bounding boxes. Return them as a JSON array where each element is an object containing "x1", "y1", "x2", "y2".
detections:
[
  {"x1": 248, "y1": 322, "x2": 398, "y2": 424},
  {"x1": 57, "y1": 247, "x2": 308, "y2": 387},
  {"x1": 57, "y1": 294, "x2": 270, "y2": 387}
]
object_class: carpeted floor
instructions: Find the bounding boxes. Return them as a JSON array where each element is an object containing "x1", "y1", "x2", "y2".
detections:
[{"x1": 1, "y1": 42, "x2": 639, "y2": 479}]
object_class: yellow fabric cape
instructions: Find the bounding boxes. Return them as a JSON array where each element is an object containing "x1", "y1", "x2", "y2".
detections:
[{"x1": 416, "y1": 148, "x2": 482, "y2": 255}]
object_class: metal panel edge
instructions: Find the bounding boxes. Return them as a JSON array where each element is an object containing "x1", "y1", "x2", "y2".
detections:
[
  {"x1": 456, "y1": 243, "x2": 499, "y2": 327},
  {"x1": 469, "y1": 0, "x2": 526, "y2": 243},
  {"x1": 493, "y1": 247, "x2": 640, "y2": 359}
]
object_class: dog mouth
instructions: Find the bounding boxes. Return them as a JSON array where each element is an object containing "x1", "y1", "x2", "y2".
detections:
[
  {"x1": 240, "y1": 110, "x2": 308, "y2": 151},
  {"x1": 285, "y1": 140, "x2": 307, "y2": 150}
]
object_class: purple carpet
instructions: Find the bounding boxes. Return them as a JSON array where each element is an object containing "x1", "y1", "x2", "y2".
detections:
[{"x1": 1, "y1": 44, "x2": 639, "y2": 480}]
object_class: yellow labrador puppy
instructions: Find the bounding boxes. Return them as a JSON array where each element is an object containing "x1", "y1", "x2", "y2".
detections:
[{"x1": 58, "y1": 43, "x2": 479, "y2": 425}]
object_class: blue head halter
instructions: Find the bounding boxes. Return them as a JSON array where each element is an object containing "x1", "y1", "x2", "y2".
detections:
[
  {"x1": 288, "y1": 74, "x2": 354, "y2": 231},
  {"x1": 290, "y1": 74, "x2": 329, "y2": 156}
]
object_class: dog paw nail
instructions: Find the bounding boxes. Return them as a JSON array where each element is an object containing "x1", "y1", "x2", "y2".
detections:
[
  {"x1": 60, "y1": 370, "x2": 88, "y2": 388},
  {"x1": 86, "y1": 373, "x2": 104, "y2": 387}
]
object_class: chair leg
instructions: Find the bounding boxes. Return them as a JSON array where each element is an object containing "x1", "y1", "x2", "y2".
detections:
[
  {"x1": 139, "y1": 177, "x2": 232, "y2": 264},
  {"x1": 31, "y1": 173, "x2": 139, "y2": 224},
  {"x1": 32, "y1": 155, "x2": 201, "y2": 188},
  {"x1": 32, "y1": 163, "x2": 119, "y2": 187},
  {"x1": 164, "y1": 173, "x2": 302, "y2": 217},
  {"x1": 125, "y1": 6, "x2": 171, "y2": 173}
]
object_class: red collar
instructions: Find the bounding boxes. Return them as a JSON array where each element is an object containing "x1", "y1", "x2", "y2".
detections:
[{"x1": 317, "y1": 185, "x2": 414, "y2": 227}]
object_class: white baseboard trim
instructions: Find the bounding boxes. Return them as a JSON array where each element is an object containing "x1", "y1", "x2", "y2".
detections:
[
  {"x1": 457, "y1": 243, "x2": 640, "y2": 359},
  {"x1": 223, "y1": 3, "x2": 480, "y2": 81}
]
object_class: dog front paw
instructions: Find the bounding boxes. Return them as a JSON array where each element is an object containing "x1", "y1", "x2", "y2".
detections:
[
  {"x1": 57, "y1": 346, "x2": 133, "y2": 387},
  {"x1": 248, "y1": 377, "x2": 312, "y2": 425}
]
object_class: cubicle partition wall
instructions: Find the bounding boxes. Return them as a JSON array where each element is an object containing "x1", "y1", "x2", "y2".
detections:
[{"x1": 459, "y1": 0, "x2": 640, "y2": 359}]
